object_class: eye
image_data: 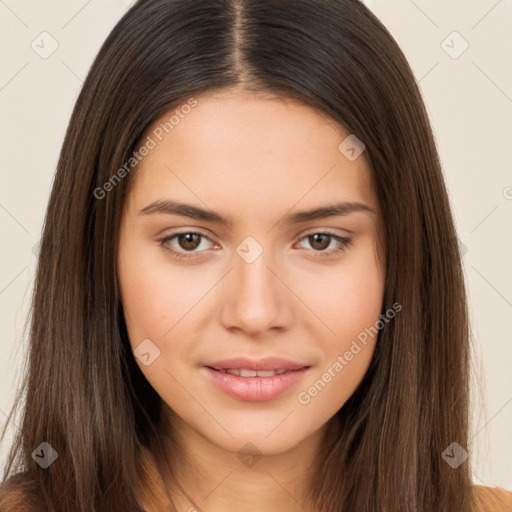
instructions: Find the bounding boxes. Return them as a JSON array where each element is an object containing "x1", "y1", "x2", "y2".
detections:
[
  {"x1": 157, "y1": 230, "x2": 353, "y2": 260},
  {"x1": 157, "y1": 231, "x2": 217, "y2": 260},
  {"x1": 295, "y1": 231, "x2": 353, "y2": 257}
]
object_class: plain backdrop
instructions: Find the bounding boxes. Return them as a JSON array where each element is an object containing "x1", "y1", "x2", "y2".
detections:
[{"x1": 1, "y1": 0, "x2": 511, "y2": 489}]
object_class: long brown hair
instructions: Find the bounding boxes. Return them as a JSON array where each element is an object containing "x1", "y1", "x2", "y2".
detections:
[{"x1": 1, "y1": 0, "x2": 478, "y2": 510}]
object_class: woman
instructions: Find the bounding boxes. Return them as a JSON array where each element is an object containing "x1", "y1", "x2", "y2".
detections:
[{"x1": 1, "y1": 0, "x2": 510, "y2": 511}]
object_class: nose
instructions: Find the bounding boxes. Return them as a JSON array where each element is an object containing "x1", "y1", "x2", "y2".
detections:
[{"x1": 218, "y1": 248, "x2": 294, "y2": 337}]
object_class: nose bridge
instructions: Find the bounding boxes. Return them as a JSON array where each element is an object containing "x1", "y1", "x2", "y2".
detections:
[
  {"x1": 219, "y1": 237, "x2": 292, "y2": 333},
  {"x1": 238, "y1": 251, "x2": 276, "y2": 300}
]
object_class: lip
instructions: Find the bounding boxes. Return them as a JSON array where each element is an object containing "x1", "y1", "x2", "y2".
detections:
[
  {"x1": 203, "y1": 357, "x2": 311, "y2": 402},
  {"x1": 205, "y1": 356, "x2": 308, "y2": 372}
]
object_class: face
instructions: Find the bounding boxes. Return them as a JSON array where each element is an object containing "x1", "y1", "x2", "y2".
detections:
[{"x1": 117, "y1": 88, "x2": 386, "y2": 457}]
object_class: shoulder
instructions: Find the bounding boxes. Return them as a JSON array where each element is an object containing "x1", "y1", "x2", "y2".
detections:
[
  {"x1": 1, "y1": 448, "x2": 170, "y2": 512},
  {"x1": 0, "y1": 472, "x2": 41, "y2": 511},
  {"x1": 474, "y1": 484, "x2": 512, "y2": 512}
]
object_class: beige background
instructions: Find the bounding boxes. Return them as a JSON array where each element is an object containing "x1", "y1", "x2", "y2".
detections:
[{"x1": 1, "y1": 0, "x2": 511, "y2": 489}]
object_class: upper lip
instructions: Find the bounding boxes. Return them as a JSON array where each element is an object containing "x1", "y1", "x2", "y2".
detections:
[{"x1": 205, "y1": 357, "x2": 310, "y2": 372}]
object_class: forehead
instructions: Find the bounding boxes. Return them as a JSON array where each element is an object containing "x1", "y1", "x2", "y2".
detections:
[{"x1": 127, "y1": 89, "x2": 378, "y2": 222}]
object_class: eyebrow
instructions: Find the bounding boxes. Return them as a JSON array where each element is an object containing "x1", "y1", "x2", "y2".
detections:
[{"x1": 139, "y1": 199, "x2": 376, "y2": 228}]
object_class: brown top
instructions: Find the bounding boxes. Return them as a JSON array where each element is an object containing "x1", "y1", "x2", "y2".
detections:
[{"x1": 472, "y1": 484, "x2": 512, "y2": 512}]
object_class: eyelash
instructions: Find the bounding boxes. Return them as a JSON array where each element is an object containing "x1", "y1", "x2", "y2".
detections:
[{"x1": 157, "y1": 230, "x2": 353, "y2": 260}]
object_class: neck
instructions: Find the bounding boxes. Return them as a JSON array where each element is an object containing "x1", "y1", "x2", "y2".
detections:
[{"x1": 152, "y1": 404, "x2": 326, "y2": 512}]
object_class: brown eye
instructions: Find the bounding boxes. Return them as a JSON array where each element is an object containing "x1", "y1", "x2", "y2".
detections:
[
  {"x1": 177, "y1": 233, "x2": 202, "y2": 251},
  {"x1": 297, "y1": 231, "x2": 353, "y2": 257},
  {"x1": 308, "y1": 233, "x2": 331, "y2": 251},
  {"x1": 158, "y1": 231, "x2": 216, "y2": 260}
]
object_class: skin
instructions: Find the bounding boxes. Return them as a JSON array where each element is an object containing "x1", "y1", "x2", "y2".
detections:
[{"x1": 117, "y1": 86, "x2": 386, "y2": 512}]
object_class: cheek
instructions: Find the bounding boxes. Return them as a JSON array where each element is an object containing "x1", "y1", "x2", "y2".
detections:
[
  {"x1": 118, "y1": 250, "x2": 202, "y2": 397},
  {"x1": 119, "y1": 269, "x2": 170, "y2": 343},
  {"x1": 294, "y1": 241, "x2": 384, "y2": 406},
  {"x1": 298, "y1": 241, "x2": 385, "y2": 343},
  {"x1": 118, "y1": 244, "x2": 207, "y2": 343}
]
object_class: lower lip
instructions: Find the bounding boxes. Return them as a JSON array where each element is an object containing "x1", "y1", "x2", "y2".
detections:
[{"x1": 203, "y1": 367, "x2": 309, "y2": 402}]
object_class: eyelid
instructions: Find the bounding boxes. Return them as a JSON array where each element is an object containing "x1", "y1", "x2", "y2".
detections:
[
  {"x1": 298, "y1": 227, "x2": 350, "y2": 238},
  {"x1": 157, "y1": 227, "x2": 217, "y2": 245}
]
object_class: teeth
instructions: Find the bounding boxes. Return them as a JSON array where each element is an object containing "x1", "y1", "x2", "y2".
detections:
[
  {"x1": 252, "y1": 370, "x2": 277, "y2": 377},
  {"x1": 218, "y1": 368, "x2": 288, "y2": 377},
  {"x1": 240, "y1": 369, "x2": 257, "y2": 377}
]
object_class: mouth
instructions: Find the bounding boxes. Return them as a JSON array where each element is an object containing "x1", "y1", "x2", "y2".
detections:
[
  {"x1": 211, "y1": 368, "x2": 292, "y2": 377},
  {"x1": 205, "y1": 356, "x2": 309, "y2": 372},
  {"x1": 202, "y1": 357, "x2": 311, "y2": 401}
]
